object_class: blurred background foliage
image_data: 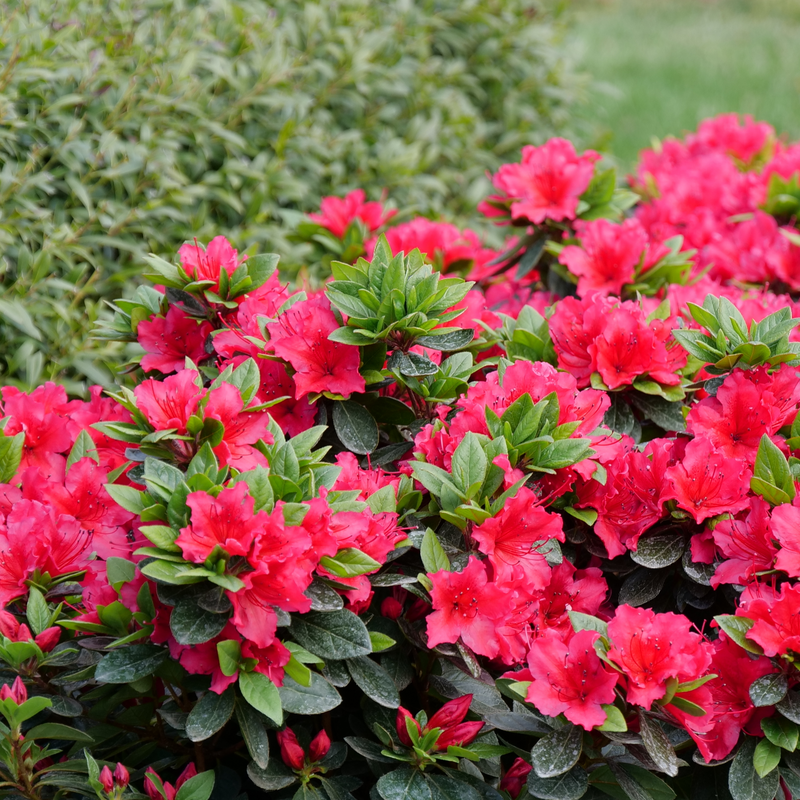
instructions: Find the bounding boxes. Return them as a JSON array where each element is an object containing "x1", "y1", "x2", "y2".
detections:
[
  {"x1": 571, "y1": 0, "x2": 800, "y2": 170},
  {"x1": 0, "y1": 0, "x2": 584, "y2": 393}
]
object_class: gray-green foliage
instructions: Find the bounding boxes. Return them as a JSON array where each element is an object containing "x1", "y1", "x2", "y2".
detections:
[{"x1": 0, "y1": 0, "x2": 583, "y2": 392}]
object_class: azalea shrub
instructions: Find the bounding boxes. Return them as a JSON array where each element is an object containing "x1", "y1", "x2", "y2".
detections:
[{"x1": 5, "y1": 114, "x2": 800, "y2": 800}]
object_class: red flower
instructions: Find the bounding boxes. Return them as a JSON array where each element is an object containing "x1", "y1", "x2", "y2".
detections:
[
  {"x1": 0, "y1": 677, "x2": 27, "y2": 704},
  {"x1": 525, "y1": 628, "x2": 618, "y2": 730},
  {"x1": 772, "y1": 499, "x2": 800, "y2": 577},
  {"x1": 134, "y1": 370, "x2": 204, "y2": 434},
  {"x1": 559, "y1": 218, "x2": 648, "y2": 297},
  {"x1": 662, "y1": 437, "x2": 751, "y2": 523},
  {"x1": 472, "y1": 486, "x2": 563, "y2": 587},
  {"x1": 1, "y1": 383, "x2": 73, "y2": 478},
  {"x1": 606, "y1": 605, "x2": 712, "y2": 710},
  {"x1": 426, "y1": 557, "x2": 510, "y2": 659},
  {"x1": 138, "y1": 307, "x2": 213, "y2": 375},
  {"x1": 590, "y1": 307, "x2": 659, "y2": 390},
  {"x1": 678, "y1": 636, "x2": 776, "y2": 763},
  {"x1": 687, "y1": 369, "x2": 780, "y2": 461},
  {"x1": 178, "y1": 236, "x2": 245, "y2": 295},
  {"x1": 0, "y1": 500, "x2": 91, "y2": 605},
  {"x1": 22, "y1": 459, "x2": 134, "y2": 560},
  {"x1": 309, "y1": 190, "x2": 395, "y2": 238},
  {"x1": 481, "y1": 138, "x2": 600, "y2": 224},
  {"x1": 267, "y1": 296, "x2": 365, "y2": 399},
  {"x1": 741, "y1": 582, "x2": 800, "y2": 657},
  {"x1": 549, "y1": 295, "x2": 613, "y2": 387},
  {"x1": 204, "y1": 382, "x2": 272, "y2": 470},
  {"x1": 711, "y1": 497, "x2": 777, "y2": 586},
  {"x1": 176, "y1": 483, "x2": 264, "y2": 563}
]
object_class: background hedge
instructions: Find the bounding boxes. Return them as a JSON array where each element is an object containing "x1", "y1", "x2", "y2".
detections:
[{"x1": 0, "y1": 0, "x2": 583, "y2": 393}]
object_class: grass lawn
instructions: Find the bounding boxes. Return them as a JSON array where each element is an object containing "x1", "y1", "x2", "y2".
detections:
[{"x1": 568, "y1": 0, "x2": 800, "y2": 170}]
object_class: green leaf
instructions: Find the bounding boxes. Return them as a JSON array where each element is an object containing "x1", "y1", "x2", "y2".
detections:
[
  {"x1": 526, "y1": 765, "x2": 588, "y2": 800},
  {"x1": 420, "y1": 528, "x2": 450, "y2": 574},
  {"x1": 416, "y1": 329, "x2": 474, "y2": 352},
  {"x1": 750, "y1": 673, "x2": 788, "y2": 707},
  {"x1": 638, "y1": 711, "x2": 679, "y2": 777},
  {"x1": 174, "y1": 771, "x2": 215, "y2": 800},
  {"x1": 597, "y1": 704, "x2": 627, "y2": 732},
  {"x1": 346, "y1": 656, "x2": 400, "y2": 709},
  {"x1": 568, "y1": 611, "x2": 608, "y2": 637},
  {"x1": 238, "y1": 671, "x2": 282, "y2": 724},
  {"x1": 753, "y1": 739, "x2": 781, "y2": 778},
  {"x1": 105, "y1": 484, "x2": 148, "y2": 515},
  {"x1": 66, "y1": 430, "x2": 99, "y2": 471},
  {"x1": 277, "y1": 673, "x2": 342, "y2": 715},
  {"x1": 247, "y1": 760, "x2": 295, "y2": 792},
  {"x1": 0, "y1": 431, "x2": 25, "y2": 483},
  {"x1": 289, "y1": 610, "x2": 371, "y2": 660},
  {"x1": 450, "y1": 432, "x2": 487, "y2": 497},
  {"x1": 216, "y1": 640, "x2": 240, "y2": 677},
  {"x1": 629, "y1": 394, "x2": 686, "y2": 432},
  {"x1": 245, "y1": 253, "x2": 280, "y2": 291},
  {"x1": 26, "y1": 586, "x2": 51, "y2": 636},
  {"x1": 25, "y1": 723, "x2": 94, "y2": 743},
  {"x1": 762, "y1": 715, "x2": 799, "y2": 751},
  {"x1": 753, "y1": 434, "x2": 796, "y2": 503},
  {"x1": 320, "y1": 548, "x2": 382, "y2": 578},
  {"x1": 714, "y1": 615, "x2": 763, "y2": 655},
  {"x1": 332, "y1": 401, "x2": 379, "y2": 455},
  {"x1": 170, "y1": 599, "x2": 229, "y2": 645},
  {"x1": 630, "y1": 535, "x2": 685, "y2": 569},
  {"x1": 235, "y1": 699, "x2": 270, "y2": 768},
  {"x1": 531, "y1": 725, "x2": 583, "y2": 779},
  {"x1": 185, "y1": 687, "x2": 235, "y2": 742},
  {"x1": 95, "y1": 644, "x2": 168, "y2": 683},
  {"x1": 106, "y1": 557, "x2": 137, "y2": 591},
  {"x1": 778, "y1": 690, "x2": 800, "y2": 724},
  {"x1": 387, "y1": 351, "x2": 439, "y2": 377},
  {"x1": 729, "y1": 738, "x2": 780, "y2": 800}
]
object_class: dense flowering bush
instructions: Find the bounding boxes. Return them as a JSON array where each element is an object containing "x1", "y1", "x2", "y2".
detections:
[{"x1": 5, "y1": 115, "x2": 800, "y2": 800}]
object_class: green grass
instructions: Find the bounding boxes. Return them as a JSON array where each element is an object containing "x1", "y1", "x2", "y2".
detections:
[{"x1": 569, "y1": 0, "x2": 800, "y2": 170}]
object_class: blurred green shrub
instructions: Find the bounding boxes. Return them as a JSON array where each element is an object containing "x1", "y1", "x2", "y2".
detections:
[{"x1": 0, "y1": 0, "x2": 584, "y2": 393}]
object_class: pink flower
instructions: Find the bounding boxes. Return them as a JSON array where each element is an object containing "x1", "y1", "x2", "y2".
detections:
[
  {"x1": 526, "y1": 628, "x2": 618, "y2": 730},
  {"x1": 138, "y1": 307, "x2": 213, "y2": 374},
  {"x1": 134, "y1": 370, "x2": 204, "y2": 434},
  {"x1": 267, "y1": 296, "x2": 365, "y2": 399},
  {"x1": 559, "y1": 218, "x2": 648, "y2": 297},
  {"x1": 309, "y1": 190, "x2": 395, "y2": 238},
  {"x1": 426, "y1": 557, "x2": 510, "y2": 659},
  {"x1": 482, "y1": 138, "x2": 600, "y2": 224},
  {"x1": 178, "y1": 236, "x2": 245, "y2": 294}
]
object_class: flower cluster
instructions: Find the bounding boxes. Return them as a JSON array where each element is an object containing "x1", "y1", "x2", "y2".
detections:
[{"x1": 5, "y1": 116, "x2": 800, "y2": 800}]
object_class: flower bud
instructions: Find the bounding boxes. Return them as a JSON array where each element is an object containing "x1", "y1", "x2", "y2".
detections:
[
  {"x1": 380, "y1": 597, "x2": 403, "y2": 620},
  {"x1": 499, "y1": 757, "x2": 532, "y2": 798},
  {"x1": 99, "y1": 766, "x2": 114, "y2": 794},
  {"x1": 35, "y1": 627, "x2": 62, "y2": 653},
  {"x1": 276, "y1": 727, "x2": 305, "y2": 771},
  {"x1": 308, "y1": 729, "x2": 331, "y2": 762},
  {"x1": 143, "y1": 771, "x2": 161, "y2": 800},
  {"x1": 114, "y1": 763, "x2": 130, "y2": 788},
  {"x1": 435, "y1": 721, "x2": 485, "y2": 750},
  {"x1": 0, "y1": 677, "x2": 28, "y2": 704},
  {"x1": 426, "y1": 694, "x2": 472, "y2": 732},
  {"x1": 395, "y1": 707, "x2": 420, "y2": 748}
]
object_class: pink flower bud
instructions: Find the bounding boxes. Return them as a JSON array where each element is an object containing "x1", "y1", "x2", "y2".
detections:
[
  {"x1": 276, "y1": 728, "x2": 305, "y2": 771},
  {"x1": 174, "y1": 764, "x2": 197, "y2": 792},
  {"x1": 395, "y1": 707, "x2": 420, "y2": 748},
  {"x1": 0, "y1": 677, "x2": 28, "y2": 704},
  {"x1": 380, "y1": 598, "x2": 403, "y2": 620},
  {"x1": 34, "y1": 627, "x2": 62, "y2": 653},
  {"x1": 113, "y1": 763, "x2": 130, "y2": 788},
  {"x1": 308, "y1": 730, "x2": 331, "y2": 762},
  {"x1": 426, "y1": 695, "x2": 472, "y2": 732},
  {"x1": 99, "y1": 766, "x2": 114, "y2": 794},
  {"x1": 435, "y1": 721, "x2": 485, "y2": 750},
  {"x1": 499, "y1": 758, "x2": 533, "y2": 798}
]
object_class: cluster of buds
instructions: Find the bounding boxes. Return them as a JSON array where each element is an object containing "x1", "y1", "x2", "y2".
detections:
[
  {"x1": 394, "y1": 695, "x2": 484, "y2": 768},
  {"x1": 144, "y1": 764, "x2": 197, "y2": 800},
  {"x1": 98, "y1": 764, "x2": 130, "y2": 800},
  {"x1": 498, "y1": 758, "x2": 533, "y2": 799},
  {"x1": 276, "y1": 727, "x2": 331, "y2": 781}
]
